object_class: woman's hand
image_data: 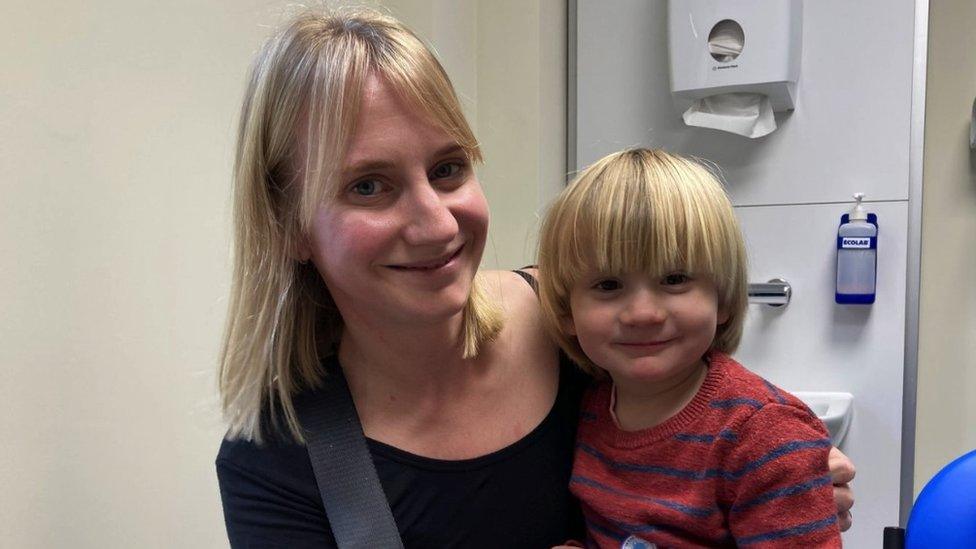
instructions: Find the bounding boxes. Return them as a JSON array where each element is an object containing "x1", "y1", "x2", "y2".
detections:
[{"x1": 828, "y1": 446, "x2": 856, "y2": 531}]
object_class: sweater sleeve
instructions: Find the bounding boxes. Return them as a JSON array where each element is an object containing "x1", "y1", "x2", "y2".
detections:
[
  {"x1": 216, "y1": 437, "x2": 338, "y2": 549},
  {"x1": 724, "y1": 404, "x2": 841, "y2": 548}
]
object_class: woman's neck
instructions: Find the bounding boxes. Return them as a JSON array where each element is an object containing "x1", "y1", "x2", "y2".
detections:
[
  {"x1": 335, "y1": 310, "x2": 505, "y2": 451},
  {"x1": 336, "y1": 310, "x2": 478, "y2": 400},
  {"x1": 612, "y1": 361, "x2": 708, "y2": 432}
]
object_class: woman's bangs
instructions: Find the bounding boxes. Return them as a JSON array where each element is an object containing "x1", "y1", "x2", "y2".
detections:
[
  {"x1": 376, "y1": 41, "x2": 482, "y2": 164},
  {"x1": 298, "y1": 40, "x2": 371, "y2": 225}
]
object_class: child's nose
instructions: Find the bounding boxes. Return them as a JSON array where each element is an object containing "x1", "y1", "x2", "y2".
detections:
[{"x1": 619, "y1": 290, "x2": 667, "y2": 325}]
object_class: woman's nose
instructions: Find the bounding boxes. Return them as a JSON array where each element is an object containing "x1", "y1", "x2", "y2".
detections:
[
  {"x1": 401, "y1": 181, "x2": 459, "y2": 246},
  {"x1": 619, "y1": 290, "x2": 667, "y2": 326}
]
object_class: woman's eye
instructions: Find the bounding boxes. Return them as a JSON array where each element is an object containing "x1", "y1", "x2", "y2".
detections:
[
  {"x1": 593, "y1": 279, "x2": 622, "y2": 292},
  {"x1": 430, "y1": 161, "x2": 463, "y2": 180},
  {"x1": 663, "y1": 273, "x2": 690, "y2": 286},
  {"x1": 351, "y1": 179, "x2": 381, "y2": 196}
]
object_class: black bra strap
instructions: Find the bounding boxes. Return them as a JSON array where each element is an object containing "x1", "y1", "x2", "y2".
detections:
[{"x1": 512, "y1": 267, "x2": 539, "y2": 295}]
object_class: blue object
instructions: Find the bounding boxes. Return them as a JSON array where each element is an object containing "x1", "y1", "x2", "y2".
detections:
[
  {"x1": 622, "y1": 535, "x2": 656, "y2": 549},
  {"x1": 905, "y1": 448, "x2": 976, "y2": 548},
  {"x1": 835, "y1": 210, "x2": 878, "y2": 304}
]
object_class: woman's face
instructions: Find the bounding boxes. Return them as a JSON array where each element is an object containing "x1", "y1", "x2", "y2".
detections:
[{"x1": 303, "y1": 74, "x2": 489, "y2": 328}]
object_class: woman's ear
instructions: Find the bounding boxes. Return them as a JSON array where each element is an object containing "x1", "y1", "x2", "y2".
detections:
[
  {"x1": 293, "y1": 235, "x2": 312, "y2": 264},
  {"x1": 560, "y1": 314, "x2": 577, "y2": 336}
]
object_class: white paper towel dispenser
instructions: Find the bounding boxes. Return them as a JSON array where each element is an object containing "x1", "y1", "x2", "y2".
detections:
[{"x1": 668, "y1": 0, "x2": 803, "y2": 137}]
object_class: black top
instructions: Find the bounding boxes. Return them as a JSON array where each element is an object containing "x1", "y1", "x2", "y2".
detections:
[{"x1": 216, "y1": 354, "x2": 589, "y2": 548}]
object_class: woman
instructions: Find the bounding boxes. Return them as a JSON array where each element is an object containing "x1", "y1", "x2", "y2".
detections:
[{"x1": 215, "y1": 9, "x2": 854, "y2": 548}]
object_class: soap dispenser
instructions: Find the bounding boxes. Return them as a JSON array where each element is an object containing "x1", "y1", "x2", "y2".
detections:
[{"x1": 836, "y1": 193, "x2": 878, "y2": 304}]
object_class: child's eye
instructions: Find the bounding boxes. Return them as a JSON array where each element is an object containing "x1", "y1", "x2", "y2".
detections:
[
  {"x1": 430, "y1": 161, "x2": 465, "y2": 180},
  {"x1": 592, "y1": 279, "x2": 622, "y2": 292},
  {"x1": 662, "y1": 273, "x2": 690, "y2": 286}
]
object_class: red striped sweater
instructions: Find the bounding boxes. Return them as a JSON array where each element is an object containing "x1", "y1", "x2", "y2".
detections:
[{"x1": 571, "y1": 352, "x2": 841, "y2": 548}]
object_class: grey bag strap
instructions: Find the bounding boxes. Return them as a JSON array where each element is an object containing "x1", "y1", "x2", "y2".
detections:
[{"x1": 297, "y1": 364, "x2": 404, "y2": 549}]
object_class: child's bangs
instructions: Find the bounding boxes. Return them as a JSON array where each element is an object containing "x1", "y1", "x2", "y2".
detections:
[{"x1": 556, "y1": 158, "x2": 732, "y2": 283}]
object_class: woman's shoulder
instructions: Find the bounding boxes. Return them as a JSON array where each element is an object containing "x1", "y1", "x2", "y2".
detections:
[
  {"x1": 216, "y1": 426, "x2": 315, "y2": 487},
  {"x1": 479, "y1": 269, "x2": 540, "y2": 305},
  {"x1": 475, "y1": 268, "x2": 562, "y2": 384},
  {"x1": 479, "y1": 269, "x2": 551, "y2": 344},
  {"x1": 215, "y1": 418, "x2": 327, "y2": 514},
  {"x1": 215, "y1": 389, "x2": 326, "y2": 491}
]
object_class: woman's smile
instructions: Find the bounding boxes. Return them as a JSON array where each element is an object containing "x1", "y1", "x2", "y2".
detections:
[{"x1": 386, "y1": 243, "x2": 465, "y2": 271}]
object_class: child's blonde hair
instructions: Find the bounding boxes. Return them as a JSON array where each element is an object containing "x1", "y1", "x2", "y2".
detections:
[
  {"x1": 219, "y1": 8, "x2": 501, "y2": 444},
  {"x1": 538, "y1": 148, "x2": 748, "y2": 376}
]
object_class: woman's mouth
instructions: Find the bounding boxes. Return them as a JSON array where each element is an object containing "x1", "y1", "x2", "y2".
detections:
[{"x1": 388, "y1": 245, "x2": 464, "y2": 271}]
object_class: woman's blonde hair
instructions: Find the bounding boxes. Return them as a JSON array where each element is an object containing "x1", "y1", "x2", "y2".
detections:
[
  {"x1": 537, "y1": 148, "x2": 748, "y2": 376},
  {"x1": 219, "y1": 8, "x2": 501, "y2": 444}
]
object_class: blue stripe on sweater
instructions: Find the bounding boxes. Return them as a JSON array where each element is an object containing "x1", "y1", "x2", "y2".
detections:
[
  {"x1": 577, "y1": 438, "x2": 832, "y2": 480},
  {"x1": 710, "y1": 397, "x2": 763, "y2": 409},
  {"x1": 604, "y1": 517, "x2": 658, "y2": 534},
  {"x1": 719, "y1": 428, "x2": 738, "y2": 442},
  {"x1": 571, "y1": 475, "x2": 718, "y2": 518},
  {"x1": 585, "y1": 519, "x2": 626, "y2": 542},
  {"x1": 674, "y1": 429, "x2": 738, "y2": 444},
  {"x1": 674, "y1": 433, "x2": 716, "y2": 443},
  {"x1": 731, "y1": 475, "x2": 833, "y2": 512},
  {"x1": 763, "y1": 379, "x2": 788, "y2": 404},
  {"x1": 591, "y1": 515, "x2": 736, "y2": 547},
  {"x1": 736, "y1": 515, "x2": 838, "y2": 546},
  {"x1": 605, "y1": 516, "x2": 736, "y2": 546}
]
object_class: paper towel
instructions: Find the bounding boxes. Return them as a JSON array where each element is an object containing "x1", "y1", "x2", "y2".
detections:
[
  {"x1": 682, "y1": 92, "x2": 777, "y2": 138},
  {"x1": 707, "y1": 22, "x2": 744, "y2": 62}
]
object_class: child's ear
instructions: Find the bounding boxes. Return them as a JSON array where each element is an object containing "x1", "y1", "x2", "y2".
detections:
[
  {"x1": 560, "y1": 314, "x2": 577, "y2": 336},
  {"x1": 717, "y1": 307, "x2": 730, "y2": 325}
]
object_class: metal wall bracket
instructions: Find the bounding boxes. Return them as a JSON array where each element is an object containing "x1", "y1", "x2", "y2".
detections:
[{"x1": 748, "y1": 278, "x2": 792, "y2": 307}]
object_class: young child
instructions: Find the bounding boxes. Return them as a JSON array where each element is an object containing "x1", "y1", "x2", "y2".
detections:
[{"x1": 538, "y1": 149, "x2": 841, "y2": 548}]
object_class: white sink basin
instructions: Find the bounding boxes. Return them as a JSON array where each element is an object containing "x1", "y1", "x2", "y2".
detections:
[{"x1": 790, "y1": 391, "x2": 854, "y2": 446}]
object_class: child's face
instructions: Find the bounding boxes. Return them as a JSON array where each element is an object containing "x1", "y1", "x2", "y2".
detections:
[{"x1": 564, "y1": 269, "x2": 729, "y2": 388}]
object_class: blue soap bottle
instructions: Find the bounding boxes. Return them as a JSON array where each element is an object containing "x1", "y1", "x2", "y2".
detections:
[{"x1": 836, "y1": 193, "x2": 878, "y2": 304}]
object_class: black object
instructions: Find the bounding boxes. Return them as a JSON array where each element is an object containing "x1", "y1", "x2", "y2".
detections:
[
  {"x1": 883, "y1": 527, "x2": 906, "y2": 549},
  {"x1": 513, "y1": 268, "x2": 539, "y2": 292},
  {"x1": 297, "y1": 365, "x2": 405, "y2": 549}
]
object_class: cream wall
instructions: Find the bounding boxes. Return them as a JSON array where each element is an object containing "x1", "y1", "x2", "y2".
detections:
[
  {"x1": 473, "y1": 1, "x2": 567, "y2": 268},
  {"x1": 914, "y1": 0, "x2": 976, "y2": 493},
  {"x1": 1, "y1": 2, "x2": 267, "y2": 547},
  {"x1": 1, "y1": 1, "x2": 564, "y2": 547}
]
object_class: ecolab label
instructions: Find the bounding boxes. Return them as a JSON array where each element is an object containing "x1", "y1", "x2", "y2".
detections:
[{"x1": 841, "y1": 237, "x2": 871, "y2": 249}]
